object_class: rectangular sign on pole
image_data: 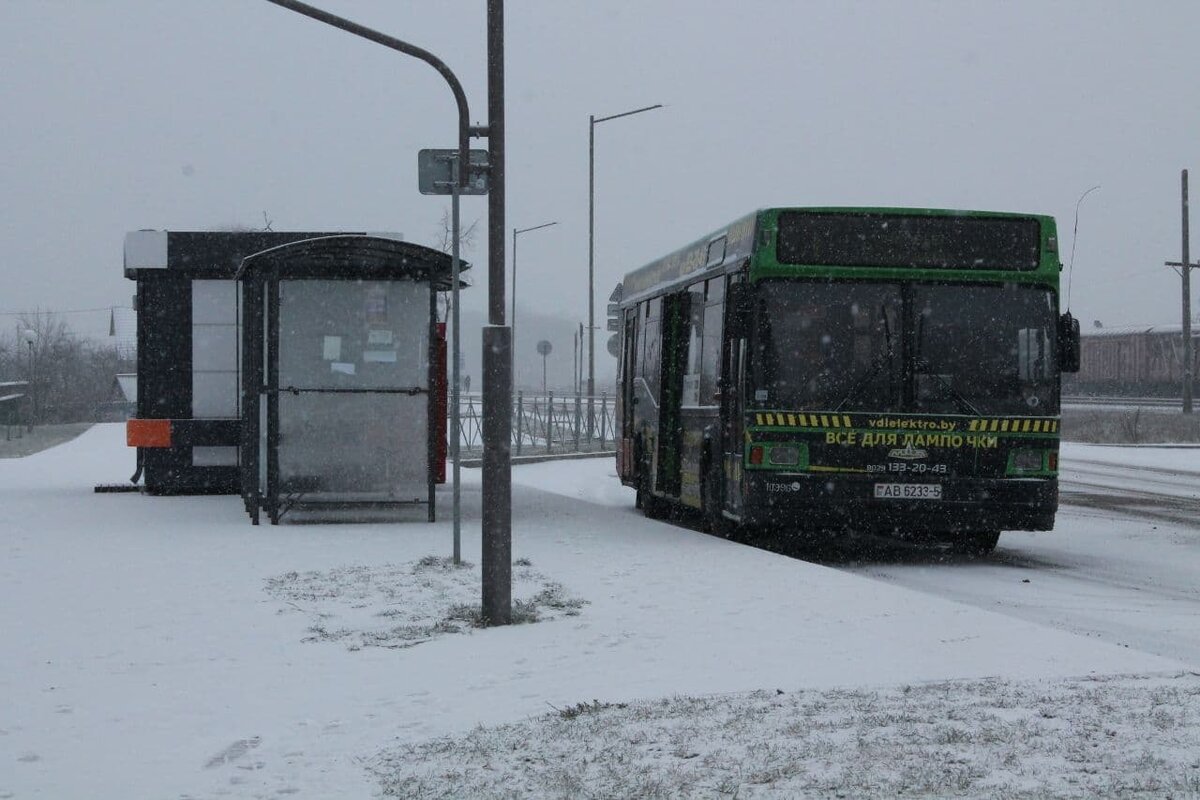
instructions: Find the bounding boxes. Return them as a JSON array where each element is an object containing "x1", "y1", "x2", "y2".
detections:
[{"x1": 418, "y1": 149, "x2": 490, "y2": 195}]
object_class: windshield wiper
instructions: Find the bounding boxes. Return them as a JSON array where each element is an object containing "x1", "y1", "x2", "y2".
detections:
[
  {"x1": 833, "y1": 307, "x2": 895, "y2": 412},
  {"x1": 912, "y1": 353, "x2": 982, "y2": 415},
  {"x1": 913, "y1": 313, "x2": 981, "y2": 416}
]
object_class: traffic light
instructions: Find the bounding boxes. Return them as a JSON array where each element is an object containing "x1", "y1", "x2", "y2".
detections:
[{"x1": 606, "y1": 283, "x2": 623, "y2": 357}]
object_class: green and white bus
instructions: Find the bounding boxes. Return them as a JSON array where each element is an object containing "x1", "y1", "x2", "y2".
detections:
[{"x1": 615, "y1": 207, "x2": 1080, "y2": 552}]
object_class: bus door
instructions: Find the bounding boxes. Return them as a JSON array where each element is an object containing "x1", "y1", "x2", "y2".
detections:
[
  {"x1": 618, "y1": 307, "x2": 639, "y2": 480},
  {"x1": 720, "y1": 276, "x2": 748, "y2": 517},
  {"x1": 656, "y1": 292, "x2": 689, "y2": 497}
]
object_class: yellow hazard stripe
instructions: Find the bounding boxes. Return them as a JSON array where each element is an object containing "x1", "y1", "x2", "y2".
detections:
[
  {"x1": 963, "y1": 417, "x2": 1061, "y2": 433},
  {"x1": 753, "y1": 412, "x2": 1061, "y2": 433}
]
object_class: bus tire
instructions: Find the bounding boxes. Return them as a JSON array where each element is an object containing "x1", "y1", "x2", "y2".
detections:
[
  {"x1": 636, "y1": 442, "x2": 662, "y2": 519},
  {"x1": 638, "y1": 471, "x2": 662, "y2": 519}
]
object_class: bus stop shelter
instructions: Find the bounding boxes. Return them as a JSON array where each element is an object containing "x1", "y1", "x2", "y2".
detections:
[{"x1": 236, "y1": 235, "x2": 460, "y2": 524}]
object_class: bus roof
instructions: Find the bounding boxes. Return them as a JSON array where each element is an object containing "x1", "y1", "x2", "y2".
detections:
[{"x1": 619, "y1": 207, "x2": 1058, "y2": 307}]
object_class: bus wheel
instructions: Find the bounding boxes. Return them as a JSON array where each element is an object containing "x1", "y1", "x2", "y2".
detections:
[
  {"x1": 954, "y1": 530, "x2": 1000, "y2": 555},
  {"x1": 637, "y1": 469, "x2": 662, "y2": 519}
]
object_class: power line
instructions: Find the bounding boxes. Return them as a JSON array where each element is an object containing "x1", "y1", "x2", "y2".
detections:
[{"x1": 0, "y1": 305, "x2": 132, "y2": 318}]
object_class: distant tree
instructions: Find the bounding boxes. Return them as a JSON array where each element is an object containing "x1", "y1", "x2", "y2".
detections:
[
  {"x1": 434, "y1": 208, "x2": 480, "y2": 321},
  {"x1": 434, "y1": 207, "x2": 480, "y2": 255},
  {"x1": 213, "y1": 211, "x2": 275, "y2": 233},
  {"x1": 5, "y1": 312, "x2": 129, "y2": 424}
]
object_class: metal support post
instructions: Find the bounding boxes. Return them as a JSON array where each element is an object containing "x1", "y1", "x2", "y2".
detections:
[
  {"x1": 451, "y1": 158, "x2": 462, "y2": 559},
  {"x1": 587, "y1": 115, "x2": 596, "y2": 440},
  {"x1": 481, "y1": 0, "x2": 511, "y2": 625},
  {"x1": 481, "y1": 325, "x2": 511, "y2": 624},
  {"x1": 587, "y1": 103, "x2": 663, "y2": 441}
]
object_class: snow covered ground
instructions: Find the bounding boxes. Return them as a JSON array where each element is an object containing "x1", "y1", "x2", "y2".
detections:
[{"x1": 1, "y1": 425, "x2": 1197, "y2": 798}]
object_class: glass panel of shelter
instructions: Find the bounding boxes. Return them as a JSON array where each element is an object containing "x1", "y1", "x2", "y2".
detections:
[{"x1": 272, "y1": 279, "x2": 430, "y2": 502}]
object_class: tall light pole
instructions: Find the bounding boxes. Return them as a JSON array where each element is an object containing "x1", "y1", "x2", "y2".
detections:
[
  {"x1": 511, "y1": 220, "x2": 558, "y2": 381},
  {"x1": 588, "y1": 103, "x2": 663, "y2": 437}
]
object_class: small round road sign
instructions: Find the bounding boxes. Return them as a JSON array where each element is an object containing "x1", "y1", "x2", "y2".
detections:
[{"x1": 536, "y1": 340, "x2": 552, "y2": 356}]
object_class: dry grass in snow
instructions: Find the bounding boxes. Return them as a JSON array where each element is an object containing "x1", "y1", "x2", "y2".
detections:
[
  {"x1": 370, "y1": 672, "x2": 1200, "y2": 799},
  {"x1": 265, "y1": 556, "x2": 585, "y2": 650}
]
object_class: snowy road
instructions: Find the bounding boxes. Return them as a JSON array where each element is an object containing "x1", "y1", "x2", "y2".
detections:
[
  {"x1": 5, "y1": 427, "x2": 1189, "y2": 798},
  {"x1": 839, "y1": 443, "x2": 1200, "y2": 665}
]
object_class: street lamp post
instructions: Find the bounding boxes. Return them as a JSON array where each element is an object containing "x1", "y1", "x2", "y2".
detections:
[
  {"x1": 511, "y1": 220, "x2": 558, "y2": 381},
  {"x1": 588, "y1": 104, "x2": 662, "y2": 437}
]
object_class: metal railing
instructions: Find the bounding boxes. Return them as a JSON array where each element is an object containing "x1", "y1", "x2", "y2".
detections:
[
  {"x1": 456, "y1": 391, "x2": 616, "y2": 457},
  {"x1": 0, "y1": 381, "x2": 30, "y2": 440}
]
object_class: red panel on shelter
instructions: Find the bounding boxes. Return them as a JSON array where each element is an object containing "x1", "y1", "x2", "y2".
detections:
[{"x1": 127, "y1": 419, "x2": 172, "y2": 448}]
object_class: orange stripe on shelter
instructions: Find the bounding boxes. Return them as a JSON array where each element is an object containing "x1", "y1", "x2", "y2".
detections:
[{"x1": 126, "y1": 419, "x2": 172, "y2": 448}]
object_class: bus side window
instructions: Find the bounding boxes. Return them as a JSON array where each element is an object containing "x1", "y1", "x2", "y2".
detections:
[{"x1": 642, "y1": 297, "x2": 662, "y2": 401}]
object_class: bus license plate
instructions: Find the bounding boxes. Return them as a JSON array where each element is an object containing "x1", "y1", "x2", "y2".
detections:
[{"x1": 874, "y1": 483, "x2": 942, "y2": 500}]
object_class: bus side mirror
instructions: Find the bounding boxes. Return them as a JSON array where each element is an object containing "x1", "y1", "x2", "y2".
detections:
[
  {"x1": 726, "y1": 283, "x2": 752, "y2": 339},
  {"x1": 1058, "y1": 312, "x2": 1081, "y2": 373}
]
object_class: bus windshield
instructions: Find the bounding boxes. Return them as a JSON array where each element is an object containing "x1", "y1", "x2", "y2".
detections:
[{"x1": 751, "y1": 280, "x2": 1059, "y2": 415}]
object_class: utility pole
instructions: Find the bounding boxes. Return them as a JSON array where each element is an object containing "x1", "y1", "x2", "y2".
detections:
[
  {"x1": 480, "y1": 0, "x2": 512, "y2": 625},
  {"x1": 1180, "y1": 170, "x2": 1193, "y2": 414},
  {"x1": 1166, "y1": 170, "x2": 1195, "y2": 414}
]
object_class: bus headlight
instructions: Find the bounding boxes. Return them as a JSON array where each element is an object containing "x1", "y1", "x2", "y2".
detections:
[
  {"x1": 1011, "y1": 449, "x2": 1044, "y2": 472},
  {"x1": 769, "y1": 445, "x2": 801, "y2": 466}
]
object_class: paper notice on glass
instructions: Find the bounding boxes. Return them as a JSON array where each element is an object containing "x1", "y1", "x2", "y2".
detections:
[
  {"x1": 368, "y1": 329, "x2": 394, "y2": 346},
  {"x1": 323, "y1": 335, "x2": 342, "y2": 361},
  {"x1": 331, "y1": 361, "x2": 356, "y2": 375},
  {"x1": 363, "y1": 350, "x2": 398, "y2": 363}
]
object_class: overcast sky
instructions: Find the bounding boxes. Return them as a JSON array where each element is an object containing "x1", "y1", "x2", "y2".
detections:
[{"x1": 1, "y1": 0, "x2": 1198, "y2": 347}]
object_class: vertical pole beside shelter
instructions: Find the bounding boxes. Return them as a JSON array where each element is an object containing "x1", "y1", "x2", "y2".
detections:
[
  {"x1": 266, "y1": 273, "x2": 281, "y2": 525},
  {"x1": 481, "y1": 326, "x2": 511, "y2": 623},
  {"x1": 427, "y1": 278, "x2": 438, "y2": 522},
  {"x1": 451, "y1": 158, "x2": 462, "y2": 560},
  {"x1": 482, "y1": 0, "x2": 512, "y2": 626},
  {"x1": 1183, "y1": 169, "x2": 1193, "y2": 415}
]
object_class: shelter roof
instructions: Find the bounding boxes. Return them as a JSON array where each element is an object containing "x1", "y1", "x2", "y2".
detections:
[{"x1": 236, "y1": 235, "x2": 469, "y2": 289}]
